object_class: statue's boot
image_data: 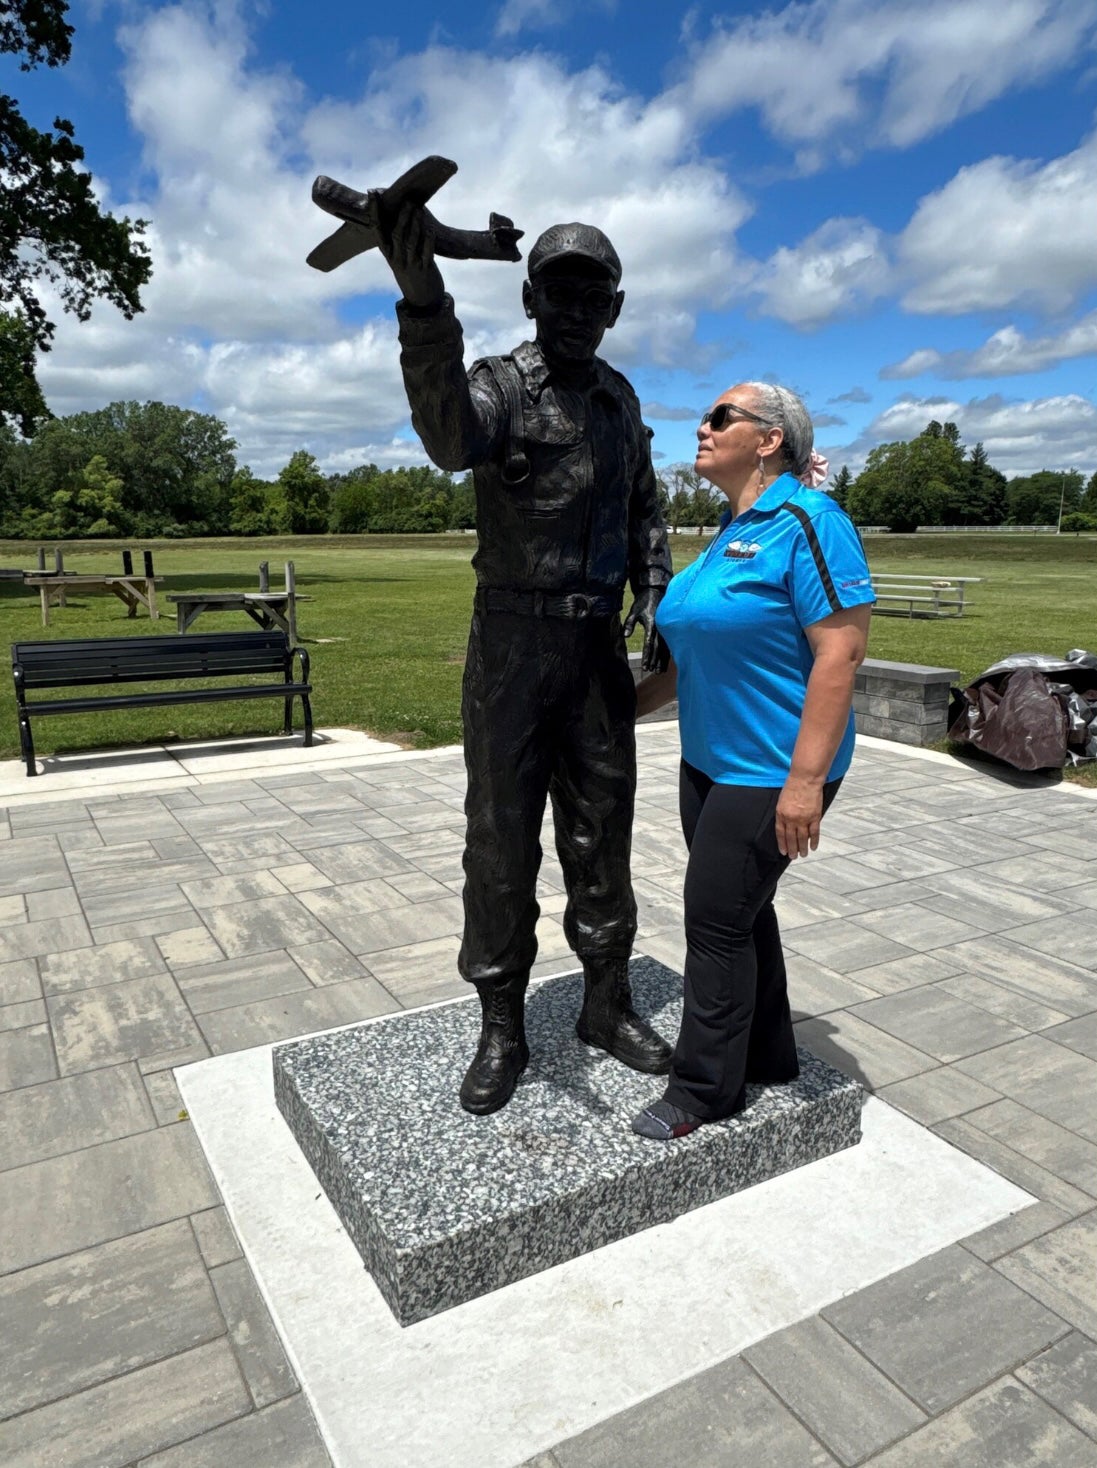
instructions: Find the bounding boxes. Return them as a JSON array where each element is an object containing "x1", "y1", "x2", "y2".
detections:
[
  {"x1": 576, "y1": 958, "x2": 673, "y2": 1074},
  {"x1": 459, "y1": 976, "x2": 530, "y2": 1115}
]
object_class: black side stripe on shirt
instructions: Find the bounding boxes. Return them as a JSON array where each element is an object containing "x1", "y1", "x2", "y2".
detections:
[{"x1": 782, "y1": 502, "x2": 842, "y2": 615}]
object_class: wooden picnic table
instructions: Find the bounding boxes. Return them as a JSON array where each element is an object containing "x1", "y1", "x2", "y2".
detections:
[
  {"x1": 166, "y1": 560, "x2": 310, "y2": 644},
  {"x1": 22, "y1": 573, "x2": 162, "y2": 627},
  {"x1": 166, "y1": 589, "x2": 312, "y2": 643}
]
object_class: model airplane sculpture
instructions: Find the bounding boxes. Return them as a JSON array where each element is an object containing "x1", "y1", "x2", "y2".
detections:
[{"x1": 306, "y1": 155, "x2": 524, "y2": 272}]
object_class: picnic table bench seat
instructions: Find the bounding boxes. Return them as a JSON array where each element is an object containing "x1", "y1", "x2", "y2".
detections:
[
  {"x1": 869, "y1": 573, "x2": 981, "y2": 619},
  {"x1": 11, "y1": 630, "x2": 312, "y2": 777}
]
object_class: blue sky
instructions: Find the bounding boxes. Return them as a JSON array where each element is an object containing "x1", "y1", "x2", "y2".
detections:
[{"x1": 9, "y1": 0, "x2": 1097, "y2": 481}]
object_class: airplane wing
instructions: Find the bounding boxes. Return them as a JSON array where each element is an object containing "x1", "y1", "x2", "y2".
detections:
[{"x1": 306, "y1": 221, "x2": 377, "y2": 273}]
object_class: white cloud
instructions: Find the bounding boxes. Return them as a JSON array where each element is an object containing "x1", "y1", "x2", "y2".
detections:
[
  {"x1": 300, "y1": 46, "x2": 749, "y2": 354},
  {"x1": 671, "y1": 0, "x2": 1093, "y2": 159},
  {"x1": 642, "y1": 402, "x2": 698, "y2": 421},
  {"x1": 28, "y1": 0, "x2": 1097, "y2": 479},
  {"x1": 883, "y1": 313, "x2": 1097, "y2": 379},
  {"x1": 899, "y1": 133, "x2": 1097, "y2": 314},
  {"x1": 820, "y1": 392, "x2": 1097, "y2": 477},
  {"x1": 752, "y1": 219, "x2": 890, "y2": 328},
  {"x1": 34, "y1": 8, "x2": 748, "y2": 474},
  {"x1": 495, "y1": 0, "x2": 615, "y2": 39}
]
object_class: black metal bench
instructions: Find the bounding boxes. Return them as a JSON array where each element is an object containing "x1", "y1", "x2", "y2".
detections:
[{"x1": 12, "y1": 630, "x2": 312, "y2": 777}]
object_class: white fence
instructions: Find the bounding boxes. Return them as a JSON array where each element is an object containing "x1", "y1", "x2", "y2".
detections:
[{"x1": 858, "y1": 524, "x2": 1058, "y2": 534}]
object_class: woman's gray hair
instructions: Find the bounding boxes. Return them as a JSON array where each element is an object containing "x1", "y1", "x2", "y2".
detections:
[{"x1": 740, "y1": 382, "x2": 814, "y2": 478}]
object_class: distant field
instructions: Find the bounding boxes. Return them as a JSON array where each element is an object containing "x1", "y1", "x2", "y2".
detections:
[{"x1": 1, "y1": 532, "x2": 1094, "y2": 783}]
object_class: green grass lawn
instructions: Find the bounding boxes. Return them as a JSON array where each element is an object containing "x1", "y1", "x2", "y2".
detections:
[{"x1": 1, "y1": 531, "x2": 1094, "y2": 783}]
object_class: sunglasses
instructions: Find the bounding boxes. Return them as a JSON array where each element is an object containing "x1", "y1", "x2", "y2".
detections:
[
  {"x1": 700, "y1": 403, "x2": 775, "y2": 432},
  {"x1": 531, "y1": 278, "x2": 618, "y2": 312}
]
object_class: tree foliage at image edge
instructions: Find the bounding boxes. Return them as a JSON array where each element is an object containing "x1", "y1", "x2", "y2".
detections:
[{"x1": 1, "y1": 0, "x2": 152, "y2": 434}]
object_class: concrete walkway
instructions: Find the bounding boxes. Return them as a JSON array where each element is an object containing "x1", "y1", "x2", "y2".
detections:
[{"x1": 1, "y1": 726, "x2": 1096, "y2": 1466}]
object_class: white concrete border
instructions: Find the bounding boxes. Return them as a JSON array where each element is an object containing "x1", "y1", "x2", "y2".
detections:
[{"x1": 178, "y1": 1013, "x2": 1033, "y2": 1468}]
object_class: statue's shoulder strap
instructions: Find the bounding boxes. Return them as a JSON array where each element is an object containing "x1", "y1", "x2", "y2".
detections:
[{"x1": 476, "y1": 353, "x2": 530, "y2": 485}]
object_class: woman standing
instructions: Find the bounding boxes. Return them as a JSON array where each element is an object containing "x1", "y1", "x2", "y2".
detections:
[{"x1": 632, "y1": 383, "x2": 874, "y2": 1140}]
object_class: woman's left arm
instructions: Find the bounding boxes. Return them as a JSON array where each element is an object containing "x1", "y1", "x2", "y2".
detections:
[{"x1": 776, "y1": 605, "x2": 871, "y2": 859}]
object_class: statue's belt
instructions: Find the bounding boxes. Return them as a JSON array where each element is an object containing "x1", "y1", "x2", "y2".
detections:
[{"x1": 476, "y1": 588, "x2": 623, "y2": 619}]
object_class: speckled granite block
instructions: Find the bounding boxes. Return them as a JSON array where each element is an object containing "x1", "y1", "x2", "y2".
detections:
[{"x1": 273, "y1": 958, "x2": 863, "y2": 1326}]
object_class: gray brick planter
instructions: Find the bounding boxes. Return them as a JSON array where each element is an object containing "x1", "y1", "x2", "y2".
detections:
[{"x1": 854, "y1": 659, "x2": 959, "y2": 747}]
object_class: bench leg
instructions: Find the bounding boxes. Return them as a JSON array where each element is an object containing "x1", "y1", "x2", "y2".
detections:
[
  {"x1": 301, "y1": 692, "x2": 314, "y2": 746},
  {"x1": 283, "y1": 694, "x2": 293, "y2": 735},
  {"x1": 18, "y1": 712, "x2": 37, "y2": 776}
]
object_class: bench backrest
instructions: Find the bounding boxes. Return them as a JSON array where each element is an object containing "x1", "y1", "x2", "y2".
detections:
[{"x1": 12, "y1": 631, "x2": 291, "y2": 692}]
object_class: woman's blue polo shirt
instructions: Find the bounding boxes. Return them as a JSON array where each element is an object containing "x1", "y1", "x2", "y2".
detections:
[{"x1": 655, "y1": 474, "x2": 875, "y2": 787}]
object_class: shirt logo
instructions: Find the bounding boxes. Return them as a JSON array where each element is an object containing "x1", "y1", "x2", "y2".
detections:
[
  {"x1": 724, "y1": 540, "x2": 763, "y2": 559},
  {"x1": 841, "y1": 576, "x2": 872, "y2": 589}
]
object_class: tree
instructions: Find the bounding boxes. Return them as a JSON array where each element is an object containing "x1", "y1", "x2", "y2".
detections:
[
  {"x1": 0, "y1": 308, "x2": 49, "y2": 433},
  {"x1": 362, "y1": 465, "x2": 455, "y2": 532},
  {"x1": 1005, "y1": 470, "x2": 1082, "y2": 526},
  {"x1": 228, "y1": 466, "x2": 280, "y2": 536},
  {"x1": 847, "y1": 429, "x2": 963, "y2": 532},
  {"x1": 657, "y1": 463, "x2": 705, "y2": 532},
  {"x1": 688, "y1": 480, "x2": 724, "y2": 530},
  {"x1": 448, "y1": 471, "x2": 477, "y2": 530},
  {"x1": 830, "y1": 464, "x2": 852, "y2": 510},
  {"x1": 0, "y1": 399, "x2": 237, "y2": 534},
  {"x1": 327, "y1": 464, "x2": 379, "y2": 533},
  {"x1": 953, "y1": 441, "x2": 1007, "y2": 525},
  {"x1": 1060, "y1": 512, "x2": 1097, "y2": 535},
  {"x1": 1080, "y1": 470, "x2": 1097, "y2": 515},
  {"x1": 278, "y1": 450, "x2": 330, "y2": 533},
  {"x1": 1, "y1": 2, "x2": 153, "y2": 434}
]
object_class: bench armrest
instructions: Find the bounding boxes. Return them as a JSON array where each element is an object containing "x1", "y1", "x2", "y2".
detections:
[{"x1": 291, "y1": 644, "x2": 311, "y2": 683}]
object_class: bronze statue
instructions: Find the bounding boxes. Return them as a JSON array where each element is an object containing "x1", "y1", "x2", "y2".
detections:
[{"x1": 310, "y1": 159, "x2": 673, "y2": 1113}]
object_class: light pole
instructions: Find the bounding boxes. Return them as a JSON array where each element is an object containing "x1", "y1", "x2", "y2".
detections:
[{"x1": 1056, "y1": 472, "x2": 1068, "y2": 534}]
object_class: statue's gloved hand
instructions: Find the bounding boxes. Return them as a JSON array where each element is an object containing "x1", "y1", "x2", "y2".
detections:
[
  {"x1": 378, "y1": 201, "x2": 446, "y2": 312},
  {"x1": 623, "y1": 586, "x2": 669, "y2": 672}
]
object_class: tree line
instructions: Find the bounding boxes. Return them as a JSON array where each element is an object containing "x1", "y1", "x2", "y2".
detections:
[
  {"x1": 0, "y1": 402, "x2": 476, "y2": 538},
  {"x1": 3, "y1": 401, "x2": 1095, "y2": 540},
  {"x1": 828, "y1": 421, "x2": 1097, "y2": 533}
]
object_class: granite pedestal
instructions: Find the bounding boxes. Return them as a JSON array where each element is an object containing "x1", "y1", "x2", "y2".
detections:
[{"x1": 273, "y1": 958, "x2": 863, "y2": 1326}]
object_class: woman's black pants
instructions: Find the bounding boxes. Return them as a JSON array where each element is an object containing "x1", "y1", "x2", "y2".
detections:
[{"x1": 663, "y1": 761, "x2": 841, "y2": 1121}]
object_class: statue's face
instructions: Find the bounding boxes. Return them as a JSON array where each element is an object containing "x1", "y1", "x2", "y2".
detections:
[{"x1": 522, "y1": 257, "x2": 623, "y2": 362}]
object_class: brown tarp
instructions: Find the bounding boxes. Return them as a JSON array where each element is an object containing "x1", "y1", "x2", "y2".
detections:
[{"x1": 948, "y1": 650, "x2": 1097, "y2": 770}]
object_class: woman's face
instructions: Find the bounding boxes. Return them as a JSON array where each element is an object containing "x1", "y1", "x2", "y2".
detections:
[{"x1": 694, "y1": 385, "x2": 777, "y2": 489}]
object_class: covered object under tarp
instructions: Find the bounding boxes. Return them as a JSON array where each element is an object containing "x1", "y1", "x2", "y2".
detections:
[{"x1": 948, "y1": 650, "x2": 1097, "y2": 771}]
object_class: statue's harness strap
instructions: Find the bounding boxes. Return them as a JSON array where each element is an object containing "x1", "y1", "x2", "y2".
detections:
[{"x1": 484, "y1": 357, "x2": 531, "y2": 485}]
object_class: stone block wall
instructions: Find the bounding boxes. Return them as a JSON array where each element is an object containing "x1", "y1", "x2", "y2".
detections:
[{"x1": 853, "y1": 659, "x2": 959, "y2": 747}]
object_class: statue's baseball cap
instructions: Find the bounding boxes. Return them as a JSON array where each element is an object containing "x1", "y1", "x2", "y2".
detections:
[{"x1": 527, "y1": 223, "x2": 622, "y2": 285}]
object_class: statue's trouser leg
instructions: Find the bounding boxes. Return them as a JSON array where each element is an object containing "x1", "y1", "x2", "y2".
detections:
[
  {"x1": 549, "y1": 621, "x2": 671, "y2": 1074},
  {"x1": 457, "y1": 610, "x2": 557, "y2": 1113},
  {"x1": 548, "y1": 618, "x2": 637, "y2": 962},
  {"x1": 458, "y1": 610, "x2": 553, "y2": 991}
]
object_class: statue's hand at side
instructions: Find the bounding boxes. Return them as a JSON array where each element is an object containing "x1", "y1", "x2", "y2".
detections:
[
  {"x1": 623, "y1": 586, "x2": 669, "y2": 673},
  {"x1": 378, "y1": 202, "x2": 446, "y2": 312}
]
